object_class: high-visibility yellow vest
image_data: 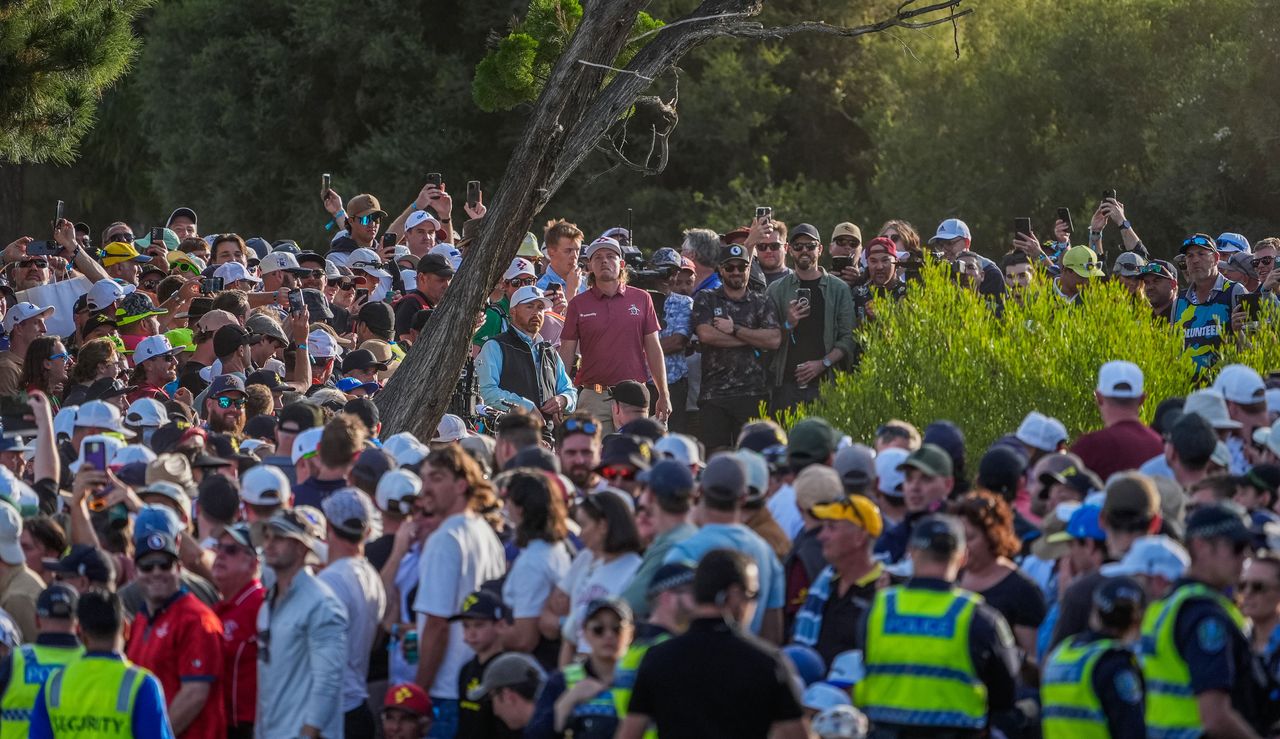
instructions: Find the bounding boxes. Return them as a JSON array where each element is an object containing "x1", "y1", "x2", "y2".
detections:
[
  {"x1": 0, "y1": 642, "x2": 83, "y2": 734},
  {"x1": 42, "y1": 656, "x2": 147, "y2": 738},
  {"x1": 1139, "y1": 582, "x2": 1245, "y2": 739},
  {"x1": 1041, "y1": 637, "x2": 1125, "y2": 739},
  {"x1": 611, "y1": 632, "x2": 670, "y2": 739},
  {"x1": 854, "y1": 585, "x2": 987, "y2": 730}
]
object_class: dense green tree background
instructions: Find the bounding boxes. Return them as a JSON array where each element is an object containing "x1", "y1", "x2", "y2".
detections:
[{"x1": 16, "y1": 0, "x2": 1280, "y2": 259}]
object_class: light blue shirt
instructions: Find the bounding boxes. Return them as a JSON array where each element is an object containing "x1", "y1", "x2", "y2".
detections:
[
  {"x1": 664, "y1": 522, "x2": 785, "y2": 634},
  {"x1": 536, "y1": 266, "x2": 587, "y2": 294},
  {"x1": 475, "y1": 326, "x2": 577, "y2": 413}
]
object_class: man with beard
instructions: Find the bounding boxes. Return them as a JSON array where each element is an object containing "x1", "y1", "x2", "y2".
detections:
[
  {"x1": 1141, "y1": 259, "x2": 1179, "y2": 324},
  {"x1": 203, "y1": 375, "x2": 247, "y2": 437},
  {"x1": 1173, "y1": 233, "x2": 1245, "y2": 373},
  {"x1": 557, "y1": 412, "x2": 604, "y2": 495},
  {"x1": 128, "y1": 334, "x2": 185, "y2": 402},
  {"x1": 693, "y1": 244, "x2": 781, "y2": 452},
  {"x1": 745, "y1": 218, "x2": 790, "y2": 285},
  {"x1": 395, "y1": 253, "x2": 454, "y2": 342},
  {"x1": 477, "y1": 285, "x2": 577, "y2": 420},
  {"x1": 765, "y1": 224, "x2": 856, "y2": 413},
  {"x1": 850, "y1": 237, "x2": 907, "y2": 325},
  {"x1": 125, "y1": 530, "x2": 226, "y2": 737}
]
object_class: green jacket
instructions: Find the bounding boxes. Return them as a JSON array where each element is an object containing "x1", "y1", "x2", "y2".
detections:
[{"x1": 765, "y1": 270, "x2": 857, "y2": 385}]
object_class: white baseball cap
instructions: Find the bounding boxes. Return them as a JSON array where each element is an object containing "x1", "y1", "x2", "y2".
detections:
[
  {"x1": 85, "y1": 279, "x2": 135, "y2": 312},
  {"x1": 874, "y1": 447, "x2": 909, "y2": 498},
  {"x1": 502, "y1": 257, "x2": 536, "y2": 282},
  {"x1": 383, "y1": 432, "x2": 428, "y2": 467},
  {"x1": 2, "y1": 302, "x2": 54, "y2": 333},
  {"x1": 133, "y1": 335, "x2": 185, "y2": 365},
  {"x1": 349, "y1": 248, "x2": 390, "y2": 280},
  {"x1": 1015, "y1": 411, "x2": 1069, "y2": 453},
  {"x1": 1213, "y1": 364, "x2": 1267, "y2": 406},
  {"x1": 376, "y1": 469, "x2": 423, "y2": 513},
  {"x1": 69, "y1": 434, "x2": 126, "y2": 474},
  {"x1": 928, "y1": 218, "x2": 971, "y2": 244},
  {"x1": 1183, "y1": 388, "x2": 1242, "y2": 430},
  {"x1": 585, "y1": 236, "x2": 623, "y2": 258},
  {"x1": 73, "y1": 400, "x2": 135, "y2": 437},
  {"x1": 510, "y1": 285, "x2": 552, "y2": 310},
  {"x1": 125, "y1": 398, "x2": 169, "y2": 429},
  {"x1": 432, "y1": 413, "x2": 470, "y2": 443},
  {"x1": 654, "y1": 433, "x2": 705, "y2": 468},
  {"x1": 307, "y1": 329, "x2": 343, "y2": 358},
  {"x1": 242, "y1": 464, "x2": 291, "y2": 506},
  {"x1": 114, "y1": 444, "x2": 158, "y2": 467},
  {"x1": 291, "y1": 427, "x2": 324, "y2": 466},
  {"x1": 1100, "y1": 534, "x2": 1189, "y2": 581},
  {"x1": 214, "y1": 261, "x2": 262, "y2": 286},
  {"x1": 1096, "y1": 360, "x2": 1144, "y2": 399},
  {"x1": 406, "y1": 210, "x2": 441, "y2": 231},
  {"x1": 429, "y1": 243, "x2": 462, "y2": 270},
  {"x1": 258, "y1": 251, "x2": 309, "y2": 275}
]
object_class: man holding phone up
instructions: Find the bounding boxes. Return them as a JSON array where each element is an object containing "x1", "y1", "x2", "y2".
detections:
[{"x1": 765, "y1": 224, "x2": 856, "y2": 414}]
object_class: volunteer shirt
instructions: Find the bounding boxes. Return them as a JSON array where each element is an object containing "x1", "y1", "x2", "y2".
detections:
[
  {"x1": 561, "y1": 284, "x2": 660, "y2": 388},
  {"x1": 213, "y1": 580, "x2": 266, "y2": 727},
  {"x1": 413, "y1": 511, "x2": 507, "y2": 698},
  {"x1": 126, "y1": 589, "x2": 227, "y2": 739}
]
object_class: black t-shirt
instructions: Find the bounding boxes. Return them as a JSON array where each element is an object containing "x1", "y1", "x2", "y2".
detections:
[
  {"x1": 1051, "y1": 569, "x2": 1109, "y2": 649},
  {"x1": 365, "y1": 534, "x2": 394, "y2": 572},
  {"x1": 814, "y1": 571, "x2": 879, "y2": 667},
  {"x1": 393, "y1": 290, "x2": 431, "y2": 340},
  {"x1": 627, "y1": 617, "x2": 803, "y2": 739},
  {"x1": 788, "y1": 277, "x2": 826, "y2": 371},
  {"x1": 458, "y1": 651, "x2": 513, "y2": 739},
  {"x1": 979, "y1": 568, "x2": 1046, "y2": 633}
]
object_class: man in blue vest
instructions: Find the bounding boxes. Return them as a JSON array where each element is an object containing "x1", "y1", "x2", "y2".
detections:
[
  {"x1": 29, "y1": 588, "x2": 173, "y2": 738},
  {"x1": 0, "y1": 584, "x2": 84, "y2": 734},
  {"x1": 476, "y1": 285, "x2": 577, "y2": 420},
  {"x1": 1172, "y1": 233, "x2": 1246, "y2": 372},
  {"x1": 853, "y1": 514, "x2": 1019, "y2": 738},
  {"x1": 1041, "y1": 576, "x2": 1146, "y2": 738}
]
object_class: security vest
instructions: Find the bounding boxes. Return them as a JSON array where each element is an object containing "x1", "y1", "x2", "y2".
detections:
[
  {"x1": 1139, "y1": 582, "x2": 1246, "y2": 739},
  {"x1": 854, "y1": 585, "x2": 987, "y2": 730},
  {"x1": 564, "y1": 661, "x2": 619, "y2": 739},
  {"x1": 1172, "y1": 278, "x2": 1236, "y2": 372},
  {"x1": 612, "y1": 632, "x2": 671, "y2": 739},
  {"x1": 42, "y1": 656, "x2": 148, "y2": 738},
  {"x1": 1041, "y1": 637, "x2": 1125, "y2": 739},
  {"x1": 494, "y1": 327, "x2": 557, "y2": 408},
  {"x1": 0, "y1": 642, "x2": 83, "y2": 732}
]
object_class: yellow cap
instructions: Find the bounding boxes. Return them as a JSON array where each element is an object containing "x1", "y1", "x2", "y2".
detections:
[{"x1": 811, "y1": 495, "x2": 884, "y2": 537}]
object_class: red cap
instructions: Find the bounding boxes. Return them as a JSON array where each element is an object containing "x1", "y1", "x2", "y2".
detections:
[
  {"x1": 719, "y1": 226, "x2": 750, "y2": 245},
  {"x1": 679, "y1": 256, "x2": 695, "y2": 272},
  {"x1": 384, "y1": 682, "x2": 432, "y2": 716},
  {"x1": 865, "y1": 236, "x2": 898, "y2": 260}
]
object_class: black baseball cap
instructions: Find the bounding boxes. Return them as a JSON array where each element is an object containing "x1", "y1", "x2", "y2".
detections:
[
  {"x1": 791, "y1": 223, "x2": 821, "y2": 242},
  {"x1": 596, "y1": 434, "x2": 652, "y2": 470},
  {"x1": 607, "y1": 380, "x2": 649, "y2": 409},
  {"x1": 36, "y1": 584, "x2": 79, "y2": 619},
  {"x1": 718, "y1": 243, "x2": 749, "y2": 265},
  {"x1": 417, "y1": 253, "x2": 455, "y2": 277},
  {"x1": 1185, "y1": 501, "x2": 1252, "y2": 544},
  {"x1": 1092, "y1": 575, "x2": 1146, "y2": 626},
  {"x1": 342, "y1": 349, "x2": 388, "y2": 374},
  {"x1": 356, "y1": 301, "x2": 394, "y2": 336},
  {"x1": 44, "y1": 544, "x2": 115, "y2": 585},
  {"x1": 277, "y1": 402, "x2": 323, "y2": 434},
  {"x1": 448, "y1": 590, "x2": 508, "y2": 622},
  {"x1": 908, "y1": 514, "x2": 966, "y2": 557}
]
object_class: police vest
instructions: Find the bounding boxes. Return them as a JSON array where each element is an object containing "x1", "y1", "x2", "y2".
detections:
[
  {"x1": 42, "y1": 656, "x2": 148, "y2": 737},
  {"x1": 611, "y1": 633, "x2": 670, "y2": 739},
  {"x1": 564, "y1": 661, "x2": 619, "y2": 739},
  {"x1": 0, "y1": 642, "x2": 83, "y2": 732},
  {"x1": 1172, "y1": 280, "x2": 1235, "y2": 371},
  {"x1": 1041, "y1": 637, "x2": 1125, "y2": 739},
  {"x1": 1139, "y1": 582, "x2": 1246, "y2": 739},
  {"x1": 854, "y1": 585, "x2": 987, "y2": 730},
  {"x1": 493, "y1": 327, "x2": 558, "y2": 408}
]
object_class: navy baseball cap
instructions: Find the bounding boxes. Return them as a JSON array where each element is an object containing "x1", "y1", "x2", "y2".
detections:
[
  {"x1": 646, "y1": 562, "x2": 695, "y2": 599},
  {"x1": 448, "y1": 590, "x2": 508, "y2": 622},
  {"x1": 44, "y1": 544, "x2": 116, "y2": 585},
  {"x1": 134, "y1": 531, "x2": 179, "y2": 561},
  {"x1": 208, "y1": 374, "x2": 246, "y2": 397},
  {"x1": 637, "y1": 459, "x2": 694, "y2": 501},
  {"x1": 36, "y1": 584, "x2": 79, "y2": 619},
  {"x1": 908, "y1": 514, "x2": 966, "y2": 557}
]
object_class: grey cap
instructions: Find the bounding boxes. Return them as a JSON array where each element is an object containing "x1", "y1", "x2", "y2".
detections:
[
  {"x1": 467, "y1": 652, "x2": 547, "y2": 701},
  {"x1": 138, "y1": 480, "x2": 191, "y2": 510},
  {"x1": 833, "y1": 444, "x2": 876, "y2": 493},
  {"x1": 700, "y1": 453, "x2": 747, "y2": 502},
  {"x1": 246, "y1": 313, "x2": 289, "y2": 346},
  {"x1": 1112, "y1": 251, "x2": 1148, "y2": 277},
  {"x1": 320, "y1": 488, "x2": 375, "y2": 537}
]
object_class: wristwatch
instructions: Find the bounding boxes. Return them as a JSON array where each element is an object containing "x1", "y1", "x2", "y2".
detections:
[
  {"x1": 822, "y1": 357, "x2": 833, "y2": 369},
  {"x1": 1120, "y1": 220, "x2": 1132, "y2": 231}
]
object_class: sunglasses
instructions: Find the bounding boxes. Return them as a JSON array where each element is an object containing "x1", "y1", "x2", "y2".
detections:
[
  {"x1": 1182, "y1": 235, "x2": 1214, "y2": 250},
  {"x1": 588, "y1": 623, "x2": 624, "y2": 637},
  {"x1": 1254, "y1": 256, "x2": 1275, "y2": 268},
  {"x1": 832, "y1": 237, "x2": 860, "y2": 247},
  {"x1": 356, "y1": 214, "x2": 382, "y2": 226},
  {"x1": 19, "y1": 259, "x2": 48, "y2": 269},
  {"x1": 137, "y1": 558, "x2": 175, "y2": 574},
  {"x1": 108, "y1": 232, "x2": 135, "y2": 243},
  {"x1": 884, "y1": 233, "x2": 903, "y2": 243},
  {"x1": 216, "y1": 396, "x2": 246, "y2": 409},
  {"x1": 601, "y1": 465, "x2": 636, "y2": 481},
  {"x1": 563, "y1": 418, "x2": 599, "y2": 435},
  {"x1": 757, "y1": 242, "x2": 783, "y2": 252},
  {"x1": 175, "y1": 262, "x2": 202, "y2": 275},
  {"x1": 720, "y1": 263, "x2": 748, "y2": 273},
  {"x1": 509, "y1": 277, "x2": 535, "y2": 288},
  {"x1": 48, "y1": 352, "x2": 69, "y2": 361},
  {"x1": 338, "y1": 280, "x2": 356, "y2": 290},
  {"x1": 791, "y1": 241, "x2": 819, "y2": 252},
  {"x1": 305, "y1": 269, "x2": 326, "y2": 279},
  {"x1": 1239, "y1": 580, "x2": 1276, "y2": 595}
]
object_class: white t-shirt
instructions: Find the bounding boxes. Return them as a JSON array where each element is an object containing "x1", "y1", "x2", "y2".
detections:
[
  {"x1": 317, "y1": 555, "x2": 386, "y2": 711},
  {"x1": 503, "y1": 539, "x2": 573, "y2": 619},
  {"x1": 559, "y1": 549, "x2": 642, "y2": 653},
  {"x1": 413, "y1": 512, "x2": 506, "y2": 698},
  {"x1": 767, "y1": 483, "x2": 804, "y2": 540},
  {"x1": 18, "y1": 276, "x2": 91, "y2": 338}
]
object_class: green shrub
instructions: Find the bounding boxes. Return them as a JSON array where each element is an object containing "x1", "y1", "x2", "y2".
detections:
[{"x1": 784, "y1": 260, "x2": 1203, "y2": 462}]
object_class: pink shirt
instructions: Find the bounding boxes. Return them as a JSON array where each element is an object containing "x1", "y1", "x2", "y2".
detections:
[{"x1": 562, "y1": 284, "x2": 660, "y2": 388}]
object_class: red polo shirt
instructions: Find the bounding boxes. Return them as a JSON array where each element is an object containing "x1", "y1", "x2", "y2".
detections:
[
  {"x1": 562, "y1": 284, "x2": 660, "y2": 388},
  {"x1": 213, "y1": 579, "x2": 266, "y2": 727},
  {"x1": 126, "y1": 589, "x2": 227, "y2": 739}
]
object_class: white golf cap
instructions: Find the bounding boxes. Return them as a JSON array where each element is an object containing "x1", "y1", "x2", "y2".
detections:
[
  {"x1": 406, "y1": 210, "x2": 441, "y2": 231},
  {"x1": 133, "y1": 335, "x2": 185, "y2": 365},
  {"x1": 585, "y1": 236, "x2": 623, "y2": 258},
  {"x1": 429, "y1": 243, "x2": 463, "y2": 270},
  {"x1": 1096, "y1": 360, "x2": 1144, "y2": 399},
  {"x1": 384, "y1": 432, "x2": 428, "y2": 467},
  {"x1": 654, "y1": 433, "x2": 705, "y2": 468},
  {"x1": 874, "y1": 447, "x2": 909, "y2": 498},
  {"x1": 348, "y1": 248, "x2": 390, "y2": 280},
  {"x1": 114, "y1": 444, "x2": 158, "y2": 467},
  {"x1": 214, "y1": 261, "x2": 262, "y2": 285},
  {"x1": 432, "y1": 413, "x2": 470, "y2": 443},
  {"x1": 73, "y1": 400, "x2": 135, "y2": 437},
  {"x1": 291, "y1": 427, "x2": 324, "y2": 466},
  {"x1": 510, "y1": 285, "x2": 553, "y2": 310},
  {"x1": 69, "y1": 434, "x2": 126, "y2": 474},
  {"x1": 376, "y1": 469, "x2": 423, "y2": 513},
  {"x1": 85, "y1": 279, "x2": 135, "y2": 312},
  {"x1": 1183, "y1": 388, "x2": 1242, "y2": 430},
  {"x1": 307, "y1": 329, "x2": 342, "y2": 358},
  {"x1": 258, "y1": 251, "x2": 308, "y2": 275},
  {"x1": 1213, "y1": 364, "x2": 1267, "y2": 406},
  {"x1": 928, "y1": 218, "x2": 971, "y2": 244},
  {"x1": 124, "y1": 398, "x2": 168, "y2": 429},
  {"x1": 53, "y1": 406, "x2": 78, "y2": 439},
  {"x1": 1015, "y1": 411, "x2": 1068, "y2": 453},
  {"x1": 1, "y1": 302, "x2": 54, "y2": 333},
  {"x1": 1100, "y1": 535, "x2": 1189, "y2": 581},
  {"x1": 242, "y1": 464, "x2": 291, "y2": 506},
  {"x1": 502, "y1": 257, "x2": 536, "y2": 282}
]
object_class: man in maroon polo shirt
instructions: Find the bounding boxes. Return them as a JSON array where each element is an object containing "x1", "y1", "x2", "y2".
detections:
[
  {"x1": 559, "y1": 236, "x2": 670, "y2": 434},
  {"x1": 1070, "y1": 360, "x2": 1164, "y2": 480}
]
